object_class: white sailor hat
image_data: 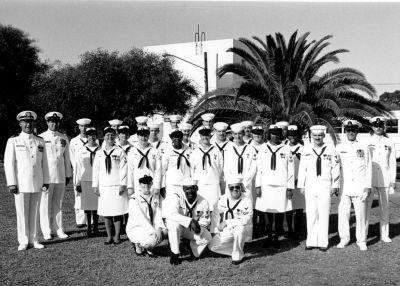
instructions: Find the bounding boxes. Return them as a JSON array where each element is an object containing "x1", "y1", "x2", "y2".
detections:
[
  {"x1": 45, "y1": 111, "x2": 63, "y2": 121},
  {"x1": 181, "y1": 178, "x2": 198, "y2": 186},
  {"x1": 201, "y1": 113, "x2": 215, "y2": 121},
  {"x1": 16, "y1": 110, "x2": 37, "y2": 121},
  {"x1": 227, "y1": 177, "x2": 244, "y2": 185},
  {"x1": 76, "y1": 118, "x2": 91, "y2": 125},
  {"x1": 213, "y1": 122, "x2": 229, "y2": 131},
  {"x1": 310, "y1": 125, "x2": 327, "y2": 134},
  {"x1": 169, "y1": 115, "x2": 182, "y2": 122},
  {"x1": 369, "y1": 116, "x2": 386, "y2": 124},
  {"x1": 147, "y1": 121, "x2": 161, "y2": 129},
  {"x1": 276, "y1": 121, "x2": 289, "y2": 129},
  {"x1": 109, "y1": 119, "x2": 123, "y2": 126},
  {"x1": 135, "y1": 116, "x2": 148, "y2": 124},
  {"x1": 343, "y1": 120, "x2": 361, "y2": 128},
  {"x1": 241, "y1": 121, "x2": 254, "y2": 127},
  {"x1": 179, "y1": 122, "x2": 192, "y2": 131},
  {"x1": 230, "y1": 123, "x2": 244, "y2": 133}
]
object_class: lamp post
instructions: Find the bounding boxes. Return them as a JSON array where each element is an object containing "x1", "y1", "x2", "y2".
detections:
[{"x1": 164, "y1": 52, "x2": 209, "y2": 94}]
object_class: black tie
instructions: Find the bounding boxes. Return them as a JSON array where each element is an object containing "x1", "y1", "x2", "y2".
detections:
[
  {"x1": 233, "y1": 145, "x2": 247, "y2": 174},
  {"x1": 173, "y1": 150, "x2": 190, "y2": 170},
  {"x1": 86, "y1": 146, "x2": 99, "y2": 166},
  {"x1": 156, "y1": 141, "x2": 161, "y2": 149},
  {"x1": 225, "y1": 198, "x2": 242, "y2": 220},
  {"x1": 266, "y1": 145, "x2": 283, "y2": 171},
  {"x1": 215, "y1": 141, "x2": 229, "y2": 160},
  {"x1": 291, "y1": 146, "x2": 301, "y2": 160},
  {"x1": 185, "y1": 200, "x2": 198, "y2": 218},
  {"x1": 104, "y1": 149, "x2": 115, "y2": 174},
  {"x1": 312, "y1": 146, "x2": 327, "y2": 176},
  {"x1": 199, "y1": 146, "x2": 214, "y2": 170},
  {"x1": 137, "y1": 148, "x2": 151, "y2": 169},
  {"x1": 140, "y1": 195, "x2": 154, "y2": 225}
]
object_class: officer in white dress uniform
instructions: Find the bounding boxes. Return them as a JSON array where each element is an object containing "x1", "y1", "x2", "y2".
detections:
[
  {"x1": 180, "y1": 122, "x2": 197, "y2": 150},
  {"x1": 126, "y1": 175, "x2": 166, "y2": 257},
  {"x1": 287, "y1": 125, "x2": 305, "y2": 240},
  {"x1": 210, "y1": 177, "x2": 253, "y2": 265},
  {"x1": 128, "y1": 116, "x2": 148, "y2": 146},
  {"x1": 366, "y1": 116, "x2": 397, "y2": 243},
  {"x1": 336, "y1": 120, "x2": 372, "y2": 251},
  {"x1": 74, "y1": 127, "x2": 100, "y2": 237},
  {"x1": 298, "y1": 125, "x2": 340, "y2": 251},
  {"x1": 213, "y1": 122, "x2": 233, "y2": 194},
  {"x1": 127, "y1": 127, "x2": 162, "y2": 200},
  {"x1": 223, "y1": 123, "x2": 257, "y2": 203},
  {"x1": 92, "y1": 126, "x2": 128, "y2": 245},
  {"x1": 161, "y1": 130, "x2": 192, "y2": 197},
  {"x1": 255, "y1": 125, "x2": 294, "y2": 247},
  {"x1": 162, "y1": 114, "x2": 182, "y2": 144},
  {"x1": 191, "y1": 113, "x2": 215, "y2": 144},
  {"x1": 190, "y1": 127, "x2": 223, "y2": 233},
  {"x1": 4, "y1": 111, "x2": 50, "y2": 251},
  {"x1": 70, "y1": 118, "x2": 91, "y2": 227},
  {"x1": 163, "y1": 178, "x2": 212, "y2": 265},
  {"x1": 241, "y1": 121, "x2": 254, "y2": 144},
  {"x1": 148, "y1": 121, "x2": 167, "y2": 153},
  {"x1": 40, "y1": 111, "x2": 71, "y2": 240}
]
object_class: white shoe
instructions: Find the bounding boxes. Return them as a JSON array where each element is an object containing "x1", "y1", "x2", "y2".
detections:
[
  {"x1": 57, "y1": 230, "x2": 69, "y2": 239},
  {"x1": 336, "y1": 239, "x2": 349, "y2": 249},
  {"x1": 381, "y1": 237, "x2": 392, "y2": 243},
  {"x1": 33, "y1": 242, "x2": 45, "y2": 249},
  {"x1": 357, "y1": 243, "x2": 368, "y2": 251},
  {"x1": 18, "y1": 244, "x2": 28, "y2": 251},
  {"x1": 43, "y1": 234, "x2": 52, "y2": 240}
]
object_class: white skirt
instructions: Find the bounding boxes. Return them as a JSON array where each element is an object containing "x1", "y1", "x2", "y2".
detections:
[
  {"x1": 198, "y1": 183, "x2": 221, "y2": 211},
  {"x1": 291, "y1": 188, "x2": 305, "y2": 210},
  {"x1": 98, "y1": 186, "x2": 129, "y2": 216},
  {"x1": 255, "y1": 185, "x2": 292, "y2": 213},
  {"x1": 81, "y1": 181, "x2": 98, "y2": 211}
]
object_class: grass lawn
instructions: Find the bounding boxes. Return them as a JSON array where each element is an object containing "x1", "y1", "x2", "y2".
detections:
[{"x1": 1, "y1": 163, "x2": 400, "y2": 286}]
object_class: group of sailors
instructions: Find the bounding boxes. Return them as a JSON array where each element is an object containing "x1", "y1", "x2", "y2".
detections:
[{"x1": 4, "y1": 110, "x2": 397, "y2": 265}]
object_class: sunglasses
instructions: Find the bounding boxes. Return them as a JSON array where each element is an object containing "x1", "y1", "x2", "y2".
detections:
[
  {"x1": 373, "y1": 124, "x2": 384, "y2": 128},
  {"x1": 345, "y1": 128, "x2": 357, "y2": 133},
  {"x1": 229, "y1": 185, "x2": 241, "y2": 191}
]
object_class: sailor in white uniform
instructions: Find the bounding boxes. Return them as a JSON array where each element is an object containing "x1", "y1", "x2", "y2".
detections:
[
  {"x1": 69, "y1": 118, "x2": 91, "y2": 227},
  {"x1": 126, "y1": 175, "x2": 166, "y2": 257},
  {"x1": 191, "y1": 113, "x2": 215, "y2": 144},
  {"x1": 255, "y1": 125, "x2": 294, "y2": 247},
  {"x1": 210, "y1": 177, "x2": 253, "y2": 265},
  {"x1": 128, "y1": 116, "x2": 148, "y2": 146},
  {"x1": 180, "y1": 122, "x2": 197, "y2": 150},
  {"x1": 162, "y1": 114, "x2": 182, "y2": 144},
  {"x1": 74, "y1": 127, "x2": 100, "y2": 237},
  {"x1": 276, "y1": 121, "x2": 289, "y2": 145},
  {"x1": 298, "y1": 125, "x2": 340, "y2": 251},
  {"x1": 161, "y1": 130, "x2": 192, "y2": 197},
  {"x1": 190, "y1": 127, "x2": 223, "y2": 233},
  {"x1": 336, "y1": 120, "x2": 372, "y2": 251},
  {"x1": 4, "y1": 111, "x2": 49, "y2": 251},
  {"x1": 286, "y1": 125, "x2": 305, "y2": 240},
  {"x1": 163, "y1": 178, "x2": 212, "y2": 265},
  {"x1": 148, "y1": 121, "x2": 167, "y2": 153},
  {"x1": 366, "y1": 116, "x2": 397, "y2": 243},
  {"x1": 241, "y1": 121, "x2": 254, "y2": 144},
  {"x1": 40, "y1": 111, "x2": 71, "y2": 240},
  {"x1": 223, "y1": 123, "x2": 257, "y2": 203},
  {"x1": 213, "y1": 122, "x2": 233, "y2": 194},
  {"x1": 117, "y1": 125, "x2": 133, "y2": 154},
  {"x1": 107, "y1": 119, "x2": 123, "y2": 146}
]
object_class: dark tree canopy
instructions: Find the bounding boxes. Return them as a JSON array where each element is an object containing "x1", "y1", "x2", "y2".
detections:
[{"x1": 379, "y1": 90, "x2": 400, "y2": 110}]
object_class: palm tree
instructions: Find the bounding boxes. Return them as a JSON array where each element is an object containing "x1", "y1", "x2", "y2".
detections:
[{"x1": 190, "y1": 31, "x2": 389, "y2": 141}]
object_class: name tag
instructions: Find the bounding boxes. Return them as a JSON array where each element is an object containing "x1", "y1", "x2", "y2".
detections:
[
  {"x1": 38, "y1": 146, "x2": 44, "y2": 152},
  {"x1": 323, "y1": 154, "x2": 331, "y2": 160},
  {"x1": 280, "y1": 153, "x2": 286, "y2": 158},
  {"x1": 112, "y1": 155, "x2": 119, "y2": 160},
  {"x1": 356, "y1": 149, "x2": 364, "y2": 158}
]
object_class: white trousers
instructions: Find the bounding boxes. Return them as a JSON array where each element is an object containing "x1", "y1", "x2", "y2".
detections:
[
  {"x1": 210, "y1": 225, "x2": 250, "y2": 261},
  {"x1": 366, "y1": 187, "x2": 390, "y2": 240},
  {"x1": 40, "y1": 183, "x2": 65, "y2": 236},
  {"x1": 305, "y1": 189, "x2": 331, "y2": 248},
  {"x1": 338, "y1": 195, "x2": 367, "y2": 244},
  {"x1": 14, "y1": 192, "x2": 41, "y2": 245},
  {"x1": 166, "y1": 220, "x2": 212, "y2": 257},
  {"x1": 74, "y1": 188, "x2": 86, "y2": 225}
]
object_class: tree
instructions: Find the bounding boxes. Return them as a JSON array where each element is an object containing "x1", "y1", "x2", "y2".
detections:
[
  {"x1": 379, "y1": 90, "x2": 400, "y2": 110},
  {"x1": 32, "y1": 48, "x2": 198, "y2": 136},
  {"x1": 190, "y1": 31, "x2": 389, "y2": 141},
  {"x1": 0, "y1": 24, "x2": 47, "y2": 153}
]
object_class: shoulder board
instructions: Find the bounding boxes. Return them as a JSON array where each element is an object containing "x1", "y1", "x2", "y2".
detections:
[{"x1": 10, "y1": 134, "x2": 18, "y2": 138}]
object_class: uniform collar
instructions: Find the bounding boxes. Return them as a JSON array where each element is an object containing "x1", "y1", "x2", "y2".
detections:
[
  {"x1": 47, "y1": 129, "x2": 58, "y2": 136},
  {"x1": 184, "y1": 197, "x2": 198, "y2": 207},
  {"x1": 20, "y1": 131, "x2": 33, "y2": 139}
]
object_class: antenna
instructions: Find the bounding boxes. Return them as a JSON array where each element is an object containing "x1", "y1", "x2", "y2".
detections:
[{"x1": 195, "y1": 24, "x2": 206, "y2": 55}]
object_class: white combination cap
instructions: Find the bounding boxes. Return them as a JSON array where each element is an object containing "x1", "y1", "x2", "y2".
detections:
[
  {"x1": 369, "y1": 116, "x2": 386, "y2": 124},
  {"x1": 45, "y1": 111, "x2": 63, "y2": 121},
  {"x1": 343, "y1": 120, "x2": 361, "y2": 128},
  {"x1": 17, "y1": 110, "x2": 37, "y2": 121}
]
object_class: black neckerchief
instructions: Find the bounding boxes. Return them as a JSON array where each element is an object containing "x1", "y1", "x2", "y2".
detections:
[
  {"x1": 173, "y1": 149, "x2": 190, "y2": 170},
  {"x1": 291, "y1": 146, "x2": 301, "y2": 160},
  {"x1": 140, "y1": 195, "x2": 154, "y2": 225},
  {"x1": 103, "y1": 148, "x2": 116, "y2": 174},
  {"x1": 312, "y1": 146, "x2": 327, "y2": 176},
  {"x1": 267, "y1": 144, "x2": 284, "y2": 170},
  {"x1": 215, "y1": 141, "x2": 229, "y2": 160},
  {"x1": 185, "y1": 200, "x2": 198, "y2": 218},
  {"x1": 86, "y1": 146, "x2": 99, "y2": 166},
  {"x1": 225, "y1": 197, "x2": 242, "y2": 220},
  {"x1": 233, "y1": 145, "x2": 247, "y2": 174},
  {"x1": 137, "y1": 148, "x2": 151, "y2": 168},
  {"x1": 199, "y1": 146, "x2": 214, "y2": 170}
]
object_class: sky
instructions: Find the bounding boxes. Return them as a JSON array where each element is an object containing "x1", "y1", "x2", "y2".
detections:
[{"x1": 1, "y1": 0, "x2": 400, "y2": 95}]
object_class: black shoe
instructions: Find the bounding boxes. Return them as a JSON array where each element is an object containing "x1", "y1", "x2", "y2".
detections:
[
  {"x1": 77, "y1": 224, "x2": 86, "y2": 229},
  {"x1": 146, "y1": 249, "x2": 157, "y2": 258},
  {"x1": 104, "y1": 239, "x2": 114, "y2": 245},
  {"x1": 273, "y1": 239, "x2": 281, "y2": 249},
  {"x1": 170, "y1": 253, "x2": 181, "y2": 265},
  {"x1": 231, "y1": 259, "x2": 243, "y2": 265},
  {"x1": 87, "y1": 229, "x2": 92, "y2": 237},
  {"x1": 305, "y1": 246, "x2": 315, "y2": 251},
  {"x1": 319, "y1": 247, "x2": 328, "y2": 252},
  {"x1": 182, "y1": 238, "x2": 195, "y2": 258},
  {"x1": 262, "y1": 237, "x2": 273, "y2": 248},
  {"x1": 93, "y1": 229, "x2": 99, "y2": 237}
]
